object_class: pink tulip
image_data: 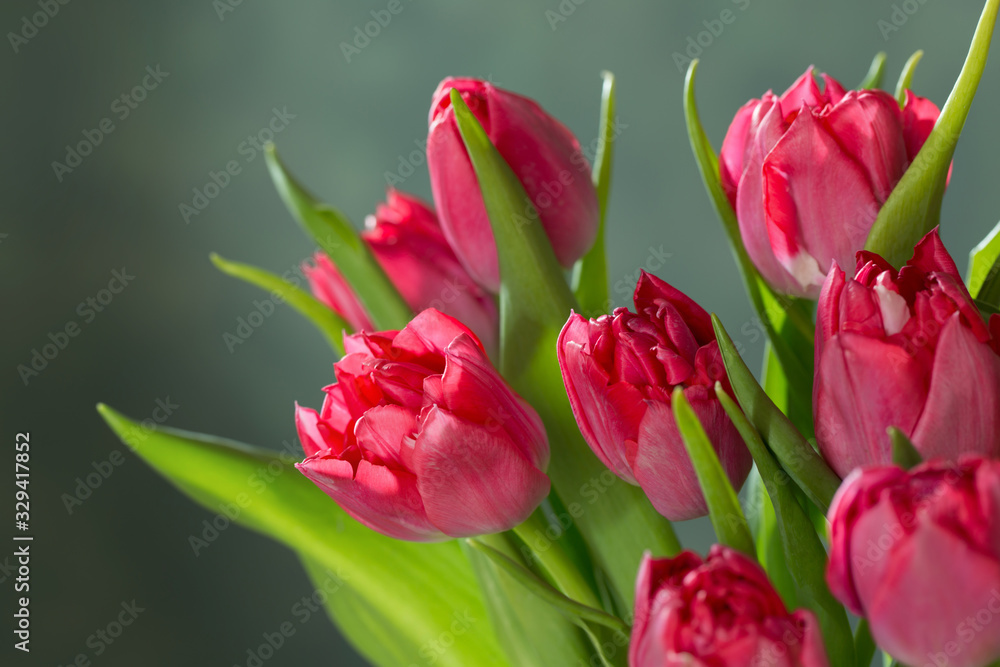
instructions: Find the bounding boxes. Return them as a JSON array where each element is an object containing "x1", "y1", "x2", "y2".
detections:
[
  {"x1": 557, "y1": 271, "x2": 751, "y2": 520},
  {"x1": 295, "y1": 309, "x2": 549, "y2": 541},
  {"x1": 814, "y1": 229, "x2": 1000, "y2": 477},
  {"x1": 303, "y1": 189, "x2": 498, "y2": 351},
  {"x1": 826, "y1": 457, "x2": 1000, "y2": 667},
  {"x1": 427, "y1": 77, "x2": 599, "y2": 292},
  {"x1": 720, "y1": 68, "x2": 942, "y2": 298},
  {"x1": 631, "y1": 546, "x2": 830, "y2": 667}
]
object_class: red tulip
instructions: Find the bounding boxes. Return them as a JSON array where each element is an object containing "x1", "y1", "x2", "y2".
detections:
[
  {"x1": 557, "y1": 271, "x2": 751, "y2": 520},
  {"x1": 630, "y1": 546, "x2": 830, "y2": 667},
  {"x1": 720, "y1": 68, "x2": 942, "y2": 298},
  {"x1": 427, "y1": 77, "x2": 599, "y2": 292},
  {"x1": 814, "y1": 229, "x2": 1000, "y2": 477},
  {"x1": 827, "y1": 457, "x2": 1000, "y2": 667},
  {"x1": 295, "y1": 309, "x2": 549, "y2": 541},
  {"x1": 303, "y1": 189, "x2": 498, "y2": 351}
]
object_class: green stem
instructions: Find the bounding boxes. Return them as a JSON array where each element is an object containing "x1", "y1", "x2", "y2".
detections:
[{"x1": 513, "y1": 509, "x2": 604, "y2": 611}]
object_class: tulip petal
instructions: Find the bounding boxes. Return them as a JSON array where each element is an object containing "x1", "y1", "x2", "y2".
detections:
[
  {"x1": 901, "y1": 89, "x2": 942, "y2": 162},
  {"x1": 822, "y1": 90, "x2": 907, "y2": 203},
  {"x1": 719, "y1": 99, "x2": 759, "y2": 205},
  {"x1": 296, "y1": 455, "x2": 440, "y2": 541},
  {"x1": 814, "y1": 333, "x2": 929, "y2": 477},
  {"x1": 763, "y1": 110, "x2": 882, "y2": 293},
  {"x1": 779, "y1": 67, "x2": 825, "y2": 111},
  {"x1": 634, "y1": 270, "x2": 714, "y2": 344},
  {"x1": 413, "y1": 408, "x2": 550, "y2": 537},
  {"x1": 911, "y1": 315, "x2": 1000, "y2": 460},
  {"x1": 391, "y1": 308, "x2": 481, "y2": 367},
  {"x1": 354, "y1": 405, "x2": 417, "y2": 469}
]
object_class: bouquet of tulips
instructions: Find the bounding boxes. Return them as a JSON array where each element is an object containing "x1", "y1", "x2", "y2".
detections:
[{"x1": 99, "y1": 2, "x2": 1000, "y2": 665}]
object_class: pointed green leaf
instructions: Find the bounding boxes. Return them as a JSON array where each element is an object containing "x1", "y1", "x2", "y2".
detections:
[
  {"x1": 894, "y1": 50, "x2": 924, "y2": 104},
  {"x1": 860, "y1": 52, "x2": 888, "y2": 90},
  {"x1": 96, "y1": 404, "x2": 505, "y2": 667},
  {"x1": 672, "y1": 387, "x2": 755, "y2": 556},
  {"x1": 684, "y1": 60, "x2": 814, "y2": 409},
  {"x1": 744, "y1": 467, "x2": 799, "y2": 609},
  {"x1": 715, "y1": 385, "x2": 855, "y2": 667},
  {"x1": 713, "y1": 315, "x2": 841, "y2": 512},
  {"x1": 573, "y1": 71, "x2": 616, "y2": 317},
  {"x1": 889, "y1": 427, "x2": 923, "y2": 469},
  {"x1": 968, "y1": 220, "x2": 1000, "y2": 302},
  {"x1": 210, "y1": 253, "x2": 347, "y2": 355},
  {"x1": 264, "y1": 145, "x2": 413, "y2": 331},
  {"x1": 866, "y1": 0, "x2": 1000, "y2": 266},
  {"x1": 450, "y1": 90, "x2": 681, "y2": 609}
]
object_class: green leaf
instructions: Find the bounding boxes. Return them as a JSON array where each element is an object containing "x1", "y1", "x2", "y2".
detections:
[
  {"x1": 573, "y1": 71, "x2": 616, "y2": 318},
  {"x1": 744, "y1": 467, "x2": 799, "y2": 609},
  {"x1": 210, "y1": 253, "x2": 347, "y2": 355},
  {"x1": 866, "y1": 0, "x2": 1000, "y2": 266},
  {"x1": 467, "y1": 539, "x2": 628, "y2": 634},
  {"x1": 463, "y1": 534, "x2": 596, "y2": 667},
  {"x1": 450, "y1": 90, "x2": 681, "y2": 609},
  {"x1": 671, "y1": 387, "x2": 755, "y2": 556},
  {"x1": 715, "y1": 385, "x2": 855, "y2": 667},
  {"x1": 968, "y1": 220, "x2": 1000, "y2": 302},
  {"x1": 96, "y1": 404, "x2": 505, "y2": 667},
  {"x1": 683, "y1": 60, "x2": 814, "y2": 410},
  {"x1": 264, "y1": 144, "x2": 413, "y2": 331},
  {"x1": 855, "y1": 619, "x2": 878, "y2": 667},
  {"x1": 713, "y1": 315, "x2": 841, "y2": 512},
  {"x1": 894, "y1": 50, "x2": 924, "y2": 105},
  {"x1": 859, "y1": 52, "x2": 888, "y2": 90},
  {"x1": 889, "y1": 427, "x2": 923, "y2": 469}
]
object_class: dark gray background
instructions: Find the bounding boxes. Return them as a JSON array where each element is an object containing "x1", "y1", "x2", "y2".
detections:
[{"x1": 3, "y1": 0, "x2": 997, "y2": 665}]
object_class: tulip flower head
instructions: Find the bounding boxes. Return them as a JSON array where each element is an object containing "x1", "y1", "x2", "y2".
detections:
[
  {"x1": 631, "y1": 546, "x2": 830, "y2": 667},
  {"x1": 558, "y1": 271, "x2": 751, "y2": 520},
  {"x1": 427, "y1": 77, "x2": 599, "y2": 292},
  {"x1": 814, "y1": 229, "x2": 1000, "y2": 477},
  {"x1": 295, "y1": 309, "x2": 550, "y2": 541},
  {"x1": 720, "y1": 68, "x2": 942, "y2": 298},
  {"x1": 827, "y1": 456, "x2": 1000, "y2": 667},
  {"x1": 303, "y1": 189, "x2": 498, "y2": 351}
]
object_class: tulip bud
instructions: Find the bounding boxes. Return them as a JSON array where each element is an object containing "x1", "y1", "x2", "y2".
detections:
[
  {"x1": 720, "y1": 68, "x2": 942, "y2": 298},
  {"x1": 303, "y1": 189, "x2": 498, "y2": 351},
  {"x1": 814, "y1": 229, "x2": 1000, "y2": 477},
  {"x1": 295, "y1": 309, "x2": 549, "y2": 541},
  {"x1": 826, "y1": 457, "x2": 1000, "y2": 667},
  {"x1": 557, "y1": 271, "x2": 751, "y2": 520},
  {"x1": 631, "y1": 546, "x2": 830, "y2": 667},
  {"x1": 427, "y1": 77, "x2": 599, "y2": 292}
]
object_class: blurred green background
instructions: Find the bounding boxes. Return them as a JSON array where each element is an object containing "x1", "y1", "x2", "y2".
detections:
[{"x1": 3, "y1": 0, "x2": 997, "y2": 664}]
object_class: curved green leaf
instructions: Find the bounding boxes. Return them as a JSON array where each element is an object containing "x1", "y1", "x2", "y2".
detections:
[
  {"x1": 96, "y1": 404, "x2": 505, "y2": 667},
  {"x1": 716, "y1": 386, "x2": 854, "y2": 667},
  {"x1": 210, "y1": 253, "x2": 347, "y2": 355},
  {"x1": 968, "y1": 220, "x2": 1000, "y2": 302},
  {"x1": 889, "y1": 427, "x2": 923, "y2": 469},
  {"x1": 859, "y1": 52, "x2": 888, "y2": 90},
  {"x1": 265, "y1": 144, "x2": 413, "y2": 331},
  {"x1": 672, "y1": 388, "x2": 755, "y2": 556},
  {"x1": 866, "y1": 0, "x2": 1000, "y2": 266},
  {"x1": 573, "y1": 70, "x2": 616, "y2": 317},
  {"x1": 450, "y1": 90, "x2": 681, "y2": 609},
  {"x1": 894, "y1": 50, "x2": 924, "y2": 104},
  {"x1": 712, "y1": 315, "x2": 841, "y2": 512}
]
